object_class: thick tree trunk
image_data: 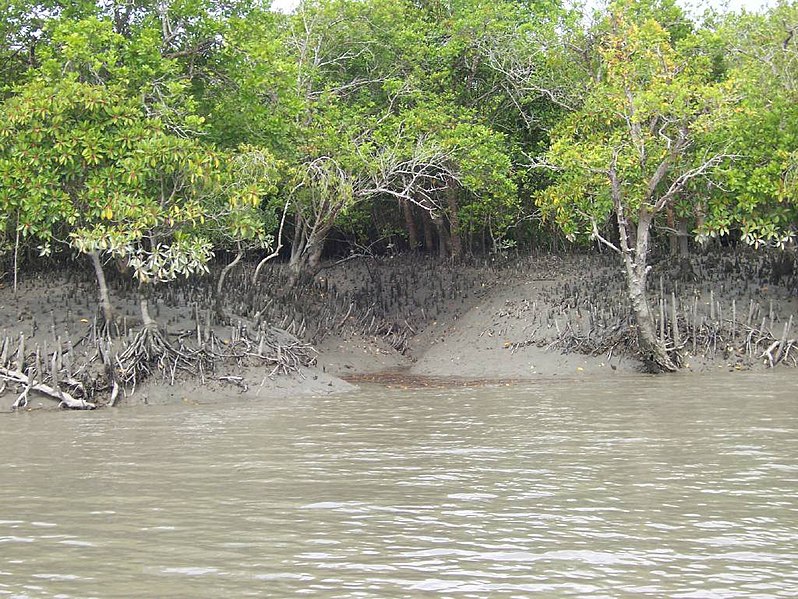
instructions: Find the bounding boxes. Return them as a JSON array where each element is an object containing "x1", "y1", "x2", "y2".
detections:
[
  {"x1": 445, "y1": 187, "x2": 463, "y2": 260},
  {"x1": 139, "y1": 285, "x2": 157, "y2": 330},
  {"x1": 89, "y1": 250, "x2": 114, "y2": 326},
  {"x1": 288, "y1": 217, "x2": 328, "y2": 286},
  {"x1": 623, "y1": 254, "x2": 676, "y2": 372},
  {"x1": 402, "y1": 199, "x2": 419, "y2": 251},
  {"x1": 307, "y1": 243, "x2": 323, "y2": 273},
  {"x1": 288, "y1": 251, "x2": 321, "y2": 287}
]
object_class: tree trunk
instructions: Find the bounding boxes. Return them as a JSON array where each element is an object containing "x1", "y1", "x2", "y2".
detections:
[
  {"x1": 12, "y1": 215, "x2": 19, "y2": 295},
  {"x1": 288, "y1": 252, "x2": 320, "y2": 287},
  {"x1": 215, "y1": 248, "x2": 243, "y2": 322},
  {"x1": 623, "y1": 254, "x2": 676, "y2": 372},
  {"x1": 288, "y1": 217, "x2": 328, "y2": 286},
  {"x1": 433, "y1": 215, "x2": 449, "y2": 260},
  {"x1": 89, "y1": 250, "x2": 114, "y2": 326},
  {"x1": 445, "y1": 187, "x2": 463, "y2": 261},
  {"x1": 625, "y1": 212, "x2": 677, "y2": 372},
  {"x1": 613, "y1": 186, "x2": 677, "y2": 372},
  {"x1": 666, "y1": 205, "x2": 678, "y2": 256},
  {"x1": 252, "y1": 199, "x2": 289, "y2": 285},
  {"x1": 307, "y1": 243, "x2": 323, "y2": 274},
  {"x1": 677, "y1": 218, "x2": 690, "y2": 257},
  {"x1": 421, "y1": 206, "x2": 435, "y2": 253},
  {"x1": 402, "y1": 199, "x2": 419, "y2": 251},
  {"x1": 694, "y1": 203, "x2": 706, "y2": 251},
  {"x1": 290, "y1": 215, "x2": 306, "y2": 268},
  {"x1": 139, "y1": 285, "x2": 157, "y2": 330}
]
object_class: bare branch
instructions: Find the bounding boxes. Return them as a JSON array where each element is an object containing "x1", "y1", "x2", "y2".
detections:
[
  {"x1": 252, "y1": 197, "x2": 291, "y2": 284},
  {"x1": 589, "y1": 216, "x2": 622, "y2": 254},
  {"x1": 652, "y1": 151, "x2": 738, "y2": 212},
  {"x1": 521, "y1": 153, "x2": 565, "y2": 172}
]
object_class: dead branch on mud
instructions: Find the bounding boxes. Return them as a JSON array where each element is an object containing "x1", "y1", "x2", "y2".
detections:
[{"x1": 0, "y1": 366, "x2": 95, "y2": 410}]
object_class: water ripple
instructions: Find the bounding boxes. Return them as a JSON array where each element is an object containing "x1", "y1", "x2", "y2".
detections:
[{"x1": 1, "y1": 372, "x2": 797, "y2": 596}]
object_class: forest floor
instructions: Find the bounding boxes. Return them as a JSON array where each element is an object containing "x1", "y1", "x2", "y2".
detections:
[{"x1": 1, "y1": 249, "x2": 796, "y2": 411}]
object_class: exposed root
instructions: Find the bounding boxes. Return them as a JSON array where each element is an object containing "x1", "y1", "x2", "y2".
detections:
[
  {"x1": 535, "y1": 282, "x2": 796, "y2": 370},
  {"x1": 0, "y1": 318, "x2": 318, "y2": 409},
  {"x1": 116, "y1": 325, "x2": 208, "y2": 388},
  {"x1": 112, "y1": 322, "x2": 316, "y2": 395},
  {"x1": 209, "y1": 323, "x2": 317, "y2": 377}
]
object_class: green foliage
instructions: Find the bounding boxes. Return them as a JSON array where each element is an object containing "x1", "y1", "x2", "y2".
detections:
[
  {"x1": 701, "y1": 2, "x2": 798, "y2": 248},
  {"x1": 538, "y1": 7, "x2": 732, "y2": 243},
  {"x1": 0, "y1": 13, "x2": 277, "y2": 283},
  {"x1": 2, "y1": 0, "x2": 796, "y2": 286}
]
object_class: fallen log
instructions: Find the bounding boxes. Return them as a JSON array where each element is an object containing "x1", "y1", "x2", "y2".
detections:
[{"x1": 0, "y1": 367, "x2": 95, "y2": 410}]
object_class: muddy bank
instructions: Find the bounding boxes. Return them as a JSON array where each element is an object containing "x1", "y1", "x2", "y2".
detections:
[
  {"x1": 1, "y1": 250, "x2": 796, "y2": 411},
  {"x1": 315, "y1": 251, "x2": 797, "y2": 379}
]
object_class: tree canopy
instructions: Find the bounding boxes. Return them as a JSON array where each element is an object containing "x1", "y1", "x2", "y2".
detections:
[{"x1": 1, "y1": 0, "x2": 796, "y2": 370}]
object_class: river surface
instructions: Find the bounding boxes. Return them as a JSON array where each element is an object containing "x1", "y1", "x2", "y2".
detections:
[{"x1": 1, "y1": 372, "x2": 797, "y2": 598}]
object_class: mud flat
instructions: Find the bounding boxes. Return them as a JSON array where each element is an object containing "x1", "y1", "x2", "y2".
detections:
[{"x1": 1, "y1": 249, "x2": 796, "y2": 411}]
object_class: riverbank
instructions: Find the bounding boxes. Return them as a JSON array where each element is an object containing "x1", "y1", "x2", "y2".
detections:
[{"x1": 1, "y1": 250, "x2": 796, "y2": 410}]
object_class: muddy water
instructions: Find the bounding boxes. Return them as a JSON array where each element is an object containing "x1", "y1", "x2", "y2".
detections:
[{"x1": 1, "y1": 372, "x2": 797, "y2": 598}]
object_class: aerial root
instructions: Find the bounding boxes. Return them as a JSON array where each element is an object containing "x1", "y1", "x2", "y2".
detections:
[
  {"x1": 116, "y1": 325, "x2": 204, "y2": 387},
  {"x1": 113, "y1": 322, "x2": 316, "y2": 391},
  {"x1": 212, "y1": 324, "x2": 317, "y2": 377},
  {"x1": 0, "y1": 320, "x2": 317, "y2": 409}
]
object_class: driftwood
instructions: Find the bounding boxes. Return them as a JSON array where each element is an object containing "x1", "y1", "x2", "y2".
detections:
[{"x1": 0, "y1": 367, "x2": 95, "y2": 410}]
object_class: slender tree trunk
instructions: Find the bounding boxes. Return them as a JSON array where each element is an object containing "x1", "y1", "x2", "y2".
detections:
[
  {"x1": 252, "y1": 198, "x2": 290, "y2": 285},
  {"x1": 215, "y1": 248, "x2": 243, "y2": 321},
  {"x1": 89, "y1": 250, "x2": 114, "y2": 326},
  {"x1": 666, "y1": 204, "x2": 678, "y2": 256},
  {"x1": 402, "y1": 199, "x2": 419, "y2": 251},
  {"x1": 421, "y1": 208, "x2": 435, "y2": 253},
  {"x1": 12, "y1": 220, "x2": 19, "y2": 296},
  {"x1": 677, "y1": 218, "x2": 690, "y2": 256},
  {"x1": 694, "y1": 203, "x2": 706, "y2": 251},
  {"x1": 445, "y1": 187, "x2": 463, "y2": 261},
  {"x1": 290, "y1": 215, "x2": 306, "y2": 268},
  {"x1": 433, "y1": 215, "x2": 449, "y2": 260}
]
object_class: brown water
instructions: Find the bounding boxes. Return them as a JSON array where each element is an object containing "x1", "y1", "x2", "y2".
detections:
[{"x1": 1, "y1": 372, "x2": 797, "y2": 598}]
